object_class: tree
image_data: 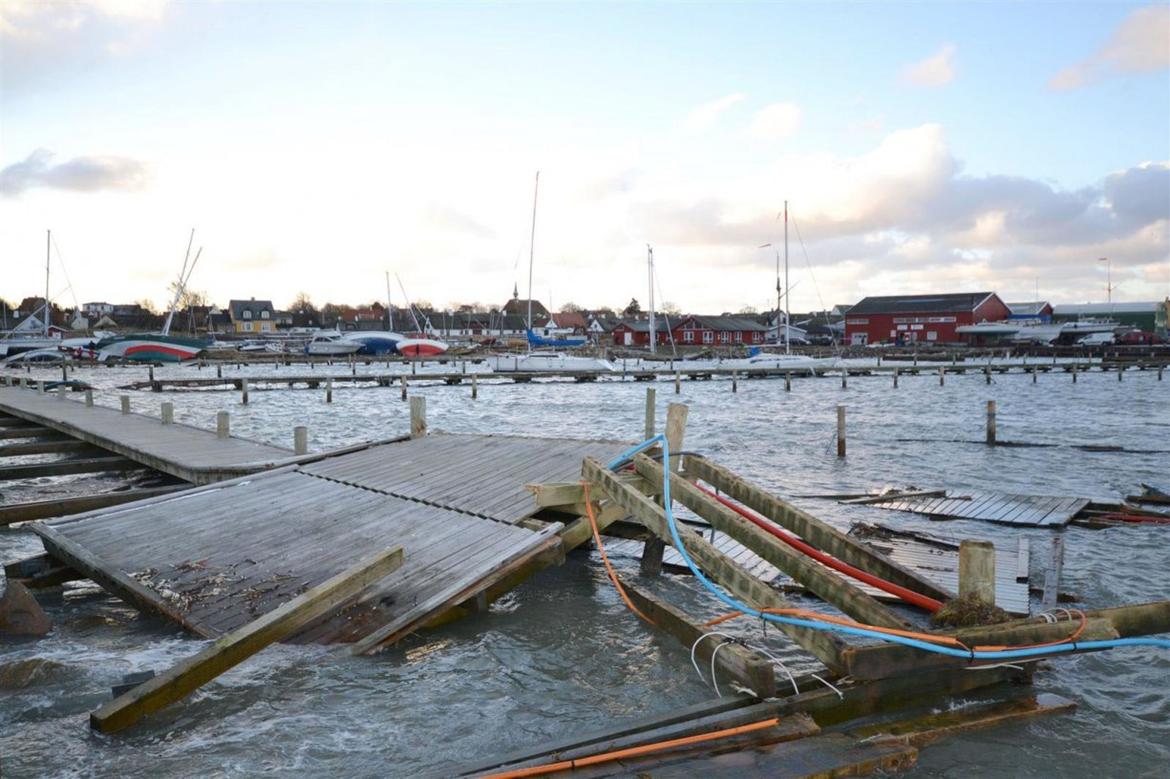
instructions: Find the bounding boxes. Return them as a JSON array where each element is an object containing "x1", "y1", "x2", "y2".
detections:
[
  {"x1": 559, "y1": 301, "x2": 582, "y2": 313},
  {"x1": 623, "y1": 298, "x2": 641, "y2": 317},
  {"x1": 290, "y1": 292, "x2": 316, "y2": 313},
  {"x1": 739, "y1": 305, "x2": 758, "y2": 315},
  {"x1": 136, "y1": 299, "x2": 156, "y2": 314},
  {"x1": 660, "y1": 301, "x2": 680, "y2": 316}
]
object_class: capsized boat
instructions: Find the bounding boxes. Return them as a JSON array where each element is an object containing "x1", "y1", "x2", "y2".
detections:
[
  {"x1": 305, "y1": 332, "x2": 362, "y2": 356},
  {"x1": 340, "y1": 331, "x2": 406, "y2": 356},
  {"x1": 92, "y1": 334, "x2": 208, "y2": 363},
  {"x1": 396, "y1": 338, "x2": 448, "y2": 357},
  {"x1": 489, "y1": 351, "x2": 614, "y2": 373}
]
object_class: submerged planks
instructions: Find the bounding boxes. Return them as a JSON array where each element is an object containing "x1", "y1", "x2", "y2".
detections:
[
  {"x1": 0, "y1": 386, "x2": 294, "y2": 484},
  {"x1": 33, "y1": 432, "x2": 626, "y2": 647},
  {"x1": 858, "y1": 490, "x2": 1089, "y2": 527}
]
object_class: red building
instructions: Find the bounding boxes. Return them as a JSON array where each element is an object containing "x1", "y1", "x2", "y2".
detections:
[
  {"x1": 844, "y1": 292, "x2": 1010, "y2": 346},
  {"x1": 611, "y1": 315, "x2": 768, "y2": 347}
]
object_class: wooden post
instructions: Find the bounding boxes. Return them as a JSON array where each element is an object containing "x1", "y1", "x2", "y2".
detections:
[
  {"x1": 836, "y1": 405, "x2": 846, "y2": 458},
  {"x1": 1072, "y1": 364, "x2": 1078, "y2": 383},
  {"x1": 674, "y1": 371, "x2": 681, "y2": 394},
  {"x1": 984, "y1": 366, "x2": 991, "y2": 384},
  {"x1": 938, "y1": 367, "x2": 945, "y2": 386},
  {"x1": 326, "y1": 377, "x2": 333, "y2": 403},
  {"x1": 840, "y1": 371, "x2": 847, "y2": 389},
  {"x1": 148, "y1": 365, "x2": 154, "y2": 385},
  {"x1": 56, "y1": 384, "x2": 66, "y2": 400},
  {"x1": 400, "y1": 376, "x2": 407, "y2": 401},
  {"x1": 986, "y1": 400, "x2": 996, "y2": 445},
  {"x1": 959, "y1": 540, "x2": 996, "y2": 607},
  {"x1": 1041, "y1": 536, "x2": 1065, "y2": 611},
  {"x1": 411, "y1": 360, "x2": 416, "y2": 376},
  {"x1": 471, "y1": 373, "x2": 478, "y2": 400},
  {"x1": 893, "y1": 368, "x2": 899, "y2": 388},
  {"x1": 216, "y1": 364, "x2": 222, "y2": 379},
  {"x1": 37, "y1": 380, "x2": 45, "y2": 394},
  {"x1": 409, "y1": 395, "x2": 427, "y2": 438},
  {"x1": 643, "y1": 387, "x2": 656, "y2": 439},
  {"x1": 294, "y1": 426, "x2": 308, "y2": 455},
  {"x1": 85, "y1": 390, "x2": 93, "y2": 407},
  {"x1": 160, "y1": 402, "x2": 173, "y2": 424},
  {"x1": 642, "y1": 402, "x2": 688, "y2": 576},
  {"x1": 88, "y1": 547, "x2": 405, "y2": 734},
  {"x1": 731, "y1": 371, "x2": 738, "y2": 393},
  {"x1": 785, "y1": 372, "x2": 791, "y2": 391},
  {"x1": 1031, "y1": 366, "x2": 1037, "y2": 383},
  {"x1": 62, "y1": 365, "x2": 68, "y2": 383},
  {"x1": 240, "y1": 378, "x2": 249, "y2": 405},
  {"x1": 1118, "y1": 365, "x2": 1123, "y2": 382},
  {"x1": 216, "y1": 411, "x2": 229, "y2": 439},
  {"x1": 120, "y1": 395, "x2": 130, "y2": 414}
]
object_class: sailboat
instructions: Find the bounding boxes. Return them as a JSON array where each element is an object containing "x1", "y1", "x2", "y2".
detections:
[
  {"x1": 87, "y1": 231, "x2": 209, "y2": 362},
  {"x1": 492, "y1": 172, "x2": 612, "y2": 373},
  {"x1": 729, "y1": 202, "x2": 834, "y2": 373},
  {"x1": 1, "y1": 231, "x2": 65, "y2": 358},
  {"x1": 385, "y1": 272, "x2": 449, "y2": 356}
]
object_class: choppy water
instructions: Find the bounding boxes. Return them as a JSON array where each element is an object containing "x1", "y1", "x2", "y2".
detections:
[{"x1": 1, "y1": 360, "x2": 1168, "y2": 777}]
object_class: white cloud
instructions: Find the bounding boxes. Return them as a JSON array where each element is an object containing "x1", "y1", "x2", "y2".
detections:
[
  {"x1": 901, "y1": 44, "x2": 957, "y2": 87},
  {"x1": 746, "y1": 102, "x2": 802, "y2": 141},
  {"x1": 1049, "y1": 5, "x2": 1170, "y2": 90},
  {"x1": 683, "y1": 93, "x2": 745, "y2": 132},
  {"x1": 0, "y1": 0, "x2": 169, "y2": 38},
  {"x1": 0, "y1": 149, "x2": 149, "y2": 196}
]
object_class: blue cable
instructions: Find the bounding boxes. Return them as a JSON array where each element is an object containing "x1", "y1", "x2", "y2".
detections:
[{"x1": 606, "y1": 436, "x2": 1170, "y2": 661}]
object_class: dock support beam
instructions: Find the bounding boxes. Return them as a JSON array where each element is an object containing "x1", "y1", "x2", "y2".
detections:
[
  {"x1": 294, "y1": 426, "x2": 308, "y2": 455},
  {"x1": 959, "y1": 540, "x2": 996, "y2": 606},
  {"x1": 643, "y1": 387, "x2": 655, "y2": 439},
  {"x1": 216, "y1": 411, "x2": 230, "y2": 439},
  {"x1": 641, "y1": 402, "x2": 687, "y2": 576},
  {"x1": 836, "y1": 404, "x2": 846, "y2": 458},
  {"x1": 986, "y1": 400, "x2": 997, "y2": 445},
  {"x1": 410, "y1": 396, "x2": 427, "y2": 438},
  {"x1": 160, "y1": 402, "x2": 174, "y2": 425}
]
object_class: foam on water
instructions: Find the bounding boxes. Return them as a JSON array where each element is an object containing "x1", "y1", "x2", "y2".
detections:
[{"x1": 1, "y1": 360, "x2": 1167, "y2": 777}]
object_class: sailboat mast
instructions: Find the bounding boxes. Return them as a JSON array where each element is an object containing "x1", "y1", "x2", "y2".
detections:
[
  {"x1": 45, "y1": 229, "x2": 50, "y2": 336},
  {"x1": 527, "y1": 171, "x2": 540, "y2": 337},
  {"x1": 385, "y1": 271, "x2": 394, "y2": 330},
  {"x1": 784, "y1": 200, "x2": 790, "y2": 355},
  {"x1": 647, "y1": 244, "x2": 656, "y2": 355}
]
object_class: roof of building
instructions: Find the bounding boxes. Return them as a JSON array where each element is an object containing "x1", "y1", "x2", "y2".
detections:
[
  {"x1": 228, "y1": 299, "x2": 275, "y2": 320},
  {"x1": 502, "y1": 298, "x2": 549, "y2": 318},
  {"x1": 554, "y1": 311, "x2": 588, "y2": 330},
  {"x1": 681, "y1": 314, "x2": 769, "y2": 332},
  {"x1": 1052, "y1": 301, "x2": 1163, "y2": 315},
  {"x1": 848, "y1": 292, "x2": 997, "y2": 316},
  {"x1": 1006, "y1": 301, "x2": 1052, "y2": 315}
]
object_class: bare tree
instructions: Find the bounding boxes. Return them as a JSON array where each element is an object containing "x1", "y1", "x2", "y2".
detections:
[{"x1": 559, "y1": 301, "x2": 582, "y2": 313}]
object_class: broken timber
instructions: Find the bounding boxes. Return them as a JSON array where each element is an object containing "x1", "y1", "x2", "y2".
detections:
[
  {"x1": 581, "y1": 456, "x2": 848, "y2": 673},
  {"x1": 91, "y1": 547, "x2": 405, "y2": 734},
  {"x1": 0, "y1": 485, "x2": 189, "y2": 526}
]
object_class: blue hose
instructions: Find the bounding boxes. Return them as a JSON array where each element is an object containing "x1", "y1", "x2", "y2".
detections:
[{"x1": 607, "y1": 436, "x2": 1170, "y2": 661}]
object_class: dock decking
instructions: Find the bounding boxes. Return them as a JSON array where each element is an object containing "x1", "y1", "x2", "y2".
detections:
[
  {"x1": 0, "y1": 385, "x2": 293, "y2": 484},
  {"x1": 860, "y1": 490, "x2": 1090, "y2": 527},
  {"x1": 32, "y1": 432, "x2": 629, "y2": 649}
]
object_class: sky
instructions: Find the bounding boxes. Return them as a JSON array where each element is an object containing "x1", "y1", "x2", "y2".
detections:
[{"x1": 1, "y1": 0, "x2": 1168, "y2": 316}]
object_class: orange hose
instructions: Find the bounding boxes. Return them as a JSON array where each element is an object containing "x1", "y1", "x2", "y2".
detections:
[
  {"x1": 581, "y1": 482, "x2": 655, "y2": 626},
  {"x1": 481, "y1": 716, "x2": 783, "y2": 779}
]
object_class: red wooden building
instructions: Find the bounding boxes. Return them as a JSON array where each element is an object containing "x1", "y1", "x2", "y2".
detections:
[
  {"x1": 844, "y1": 292, "x2": 1010, "y2": 346},
  {"x1": 611, "y1": 315, "x2": 768, "y2": 347}
]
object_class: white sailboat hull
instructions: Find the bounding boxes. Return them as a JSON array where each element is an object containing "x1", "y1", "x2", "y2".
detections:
[{"x1": 490, "y1": 353, "x2": 615, "y2": 373}]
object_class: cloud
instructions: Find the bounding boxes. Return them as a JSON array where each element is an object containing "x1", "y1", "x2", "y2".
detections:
[
  {"x1": 0, "y1": 149, "x2": 149, "y2": 197},
  {"x1": 0, "y1": 0, "x2": 169, "y2": 38},
  {"x1": 746, "y1": 102, "x2": 802, "y2": 141},
  {"x1": 901, "y1": 44, "x2": 957, "y2": 87},
  {"x1": 1049, "y1": 5, "x2": 1170, "y2": 90},
  {"x1": 683, "y1": 93, "x2": 745, "y2": 132}
]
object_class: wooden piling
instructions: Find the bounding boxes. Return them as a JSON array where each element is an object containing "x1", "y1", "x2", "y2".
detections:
[
  {"x1": 644, "y1": 387, "x2": 656, "y2": 439},
  {"x1": 62, "y1": 365, "x2": 68, "y2": 383},
  {"x1": 675, "y1": 371, "x2": 681, "y2": 394},
  {"x1": 785, "y1": 372, "x2": 791, "y2": 391},
  {"x1": 472, "y1": 373, "x2": 478, "y2": 400},
  {"x1": 56, "y1": 385, "x2": 66, "y2": 401},
  {"x1": 1118, "y1": 365, "x2": 1123, "y2": 382},
  {"x1": 161, "y1": 402, "x2": 174, "y2": 425},
  {"x1": 893, "y1": 368, "x2": 899, "y2": 388},
  {"x1": 294, "y1": 426, "x2": 308, "y2": 455},
  {"x1": 216, "y1": 411, "x2": 230, "y2": 439},
  {"x1": 732, "y1": 371, "x2": 738, "y2": 393},
  {"x1": 836, "y1": 405, "x2": 846, "y2": 458},
  {"x1": 959, "y1": 540, "x2": 996, "y2": 606},
  {"x1": 149, "y1": 366, "x2": 154, "y2": 385},
  {"x1": 120, "y1": 395, "x2": 130, "y2": 414},
  {"x1": 89, "y1": 547, "x2": 405, "y2": 734},
  {"x1": 1072, "y1": 364, "x2": 1078, "y2": 383},
  {"x1": 641, "y1": 402, "x2": 687, "y2": 576},
  {"x1": 938, "y1": 367, "x2": 944, "y2": 386},
  {"x1": 240, "y1": 379, "x2": 249, "y2": 405},
  {"x1": 984, "y1": 366, "x2": 991, "y2": 384},
  {"x1": 986, "y1": 400, "x2": 997, "y2": 445},
  {"x1": 400, "y1": 376, "x2": 407, "y2": 401},
  {"x1": 1159, "y1": 365, "x2": 1163, "y2": 381},
  {"x1": 1031, "y1": 367, "x2": 1037, "y2": 383},
  {"x1": 37, "y1": 381, "x2": 45, "y2": 394},
  {"x1": 410, "y1": 396, "x2": 427, "y2": 438},
  {"x1": 216, "y1": 364, "x2": 222, "y2": 379},
  {"x1": 840, "y1": 371, "x2": 847, "y2": 389},
  {"x1": 326, "y1": 377, "x2": 333, "y2": 404},
  {"x1": 85, "y1": 390, "x2": 93, "y2": 407}
]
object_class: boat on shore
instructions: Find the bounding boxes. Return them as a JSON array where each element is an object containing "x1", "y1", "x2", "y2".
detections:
[
  {"x1": 489, "y1": 352, "x2": 614, "y2": 373},
  {"x1": 727, "y1": 349, "x2": 833, "y2": 373},
  {"x1": 305, "y1": 332, "x2": 362, "y2": 356},
  {"x1": 396, "y1": 337, "x2": 449, "y2": 357}
]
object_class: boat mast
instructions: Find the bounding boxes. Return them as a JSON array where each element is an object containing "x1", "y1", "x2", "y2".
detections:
[
  {"x1": 784, "y1": 200, "x2": 790, "y2": 355},
  {"x1": 44, "y1": 229, "x2": 50, "y2": 336},
  {"x1": 385, "y1": 271, "x2": 394, "y2": 330},
  {"x1": 647, "y1": 244, "x2": 656, "y2": 355},
  {"x1": 163, "y1": 229, "x2": 196, "y2": 337},
  {"x1": 527, "y1": 171, "x2": 539, "y2": 348},
  {"x1": 395, "y1": 273, "x2": 424, "y2": 334}
]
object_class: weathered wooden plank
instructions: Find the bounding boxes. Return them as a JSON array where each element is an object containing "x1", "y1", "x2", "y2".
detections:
[
  {"x1": 0, "y1": 485, "x2": 189, "y2": 526},
  {"x1": 583, "y1": 457, "x2": 847, "y2": 673},
  {"x1": 90, "y1": 547, "x2": 404, "y2": 733},
  {"x1": 685, "y1": 456, "x2": 951, "y2": 602},
  {"x1": 0, "y1": 455, "x2": 141, "y2": 480},
  {"x1": 622, "y1": 581, "x2": 776, "y2": 698},
  {"x1": 0, "y1": 439, "x2": 96, "y2": 457},
  {"x1": 633, "y1": 455, "x2": 909, "y2": 629}
]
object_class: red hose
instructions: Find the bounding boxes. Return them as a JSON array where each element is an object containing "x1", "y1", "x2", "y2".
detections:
[{"x1": 694, "y1": 483, "x2": 944, "y2": 613}]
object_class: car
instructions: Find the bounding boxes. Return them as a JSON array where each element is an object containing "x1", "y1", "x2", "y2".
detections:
[
  {"x1": 1116, "y1": 330, "x2": 1166, "y2": 346},
  {"x1": 1075, "y1": 332, "x2": 1116, "y2": 346}
]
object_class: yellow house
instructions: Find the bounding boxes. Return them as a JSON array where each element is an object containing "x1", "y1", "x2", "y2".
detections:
[{"x1": 228, "y1": 298, "x2": 276, "y2": 334}]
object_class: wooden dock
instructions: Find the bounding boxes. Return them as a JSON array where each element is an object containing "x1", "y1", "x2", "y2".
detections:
[
  {"x1": 0, "y1": 384, "x2": 294, "y2": 484},
  {"x1": 857, "y1": 490, "x2": 1091, "y2": 527},
  {"x1": 31, "y1": 432, "x2": 629, "y2": 650}
]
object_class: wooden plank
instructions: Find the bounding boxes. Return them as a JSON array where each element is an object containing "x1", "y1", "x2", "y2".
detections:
[
  {"x1": 685, "y1": 456, "x2": 951, "y2": 602},
  {"x1": 90, "y1": 547, "x2": 404, "y2": 733},
  {"x1": 582, "y1": 457, "x2": 847, "y2": 673},
  {"x1": 0, "y1": 439, "x2": 96, "y2": 457},
  {"x1": 0, "y1": 485, "x2": 189, "y2": 526},
  {"x1": 633, "y1": 455, "x2": 909, "y2": 629},
  {"x1": 0, "y1": 455, "x2": 141, "y2": 481},
  {"x1": 622, "y1": 581, "x2": 776, "y2": 698},
  {"x1": 0, "y1": 426, "x2": 55, "y2": 440}
]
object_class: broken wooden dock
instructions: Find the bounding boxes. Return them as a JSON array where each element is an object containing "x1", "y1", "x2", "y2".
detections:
[
  {"x1": 31, "y1": 432, "x2": 629, "y2": 651},
  {"x1": 852, "y1": 489, "x2": 1092, "y2": 527},
  {"x1": 0, "y1": 384, "x2": 294, "y2": 484}
]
